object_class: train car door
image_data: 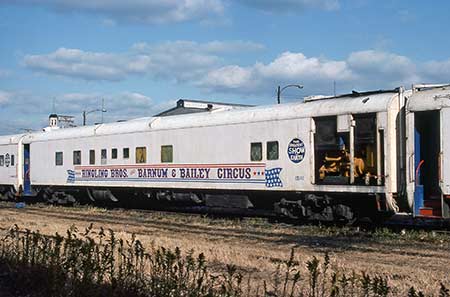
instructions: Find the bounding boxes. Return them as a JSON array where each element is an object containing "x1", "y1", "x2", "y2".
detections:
[
  {"x1": 440, "y1": 108, "x2": 450, "y2": 218},
  {"x1": 23, "y1": 144, "x2": 31, "y2": 195},
  {"x1": 413, "y1": 110, "x2": 442, "y2": 217}
]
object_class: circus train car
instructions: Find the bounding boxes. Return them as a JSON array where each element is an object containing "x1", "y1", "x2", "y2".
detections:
[
  {"x1": 1, "y1": 88, "x2": 404, "y2": 223},
  {"x1": 405, "y1": 84, "x2": 450, "y2": 219},
  {"x1": 0, "y1": 134, "x2": 23, "y2": 200}
]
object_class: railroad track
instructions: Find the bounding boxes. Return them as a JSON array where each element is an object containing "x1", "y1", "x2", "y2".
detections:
[{"x1": 3, "y1": 200, "x2": 449, "y2": 234}]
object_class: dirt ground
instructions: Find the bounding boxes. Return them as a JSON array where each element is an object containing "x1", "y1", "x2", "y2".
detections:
[{"x1": 0, "y1": 202, "x2": 449, "y2": 296}]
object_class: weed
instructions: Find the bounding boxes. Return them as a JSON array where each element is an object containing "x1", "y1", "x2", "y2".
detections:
[{"x1": 0, "y1": 225, "x2": 447, "y2": 297}]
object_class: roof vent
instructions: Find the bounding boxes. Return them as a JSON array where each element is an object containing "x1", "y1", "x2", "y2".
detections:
[{"x1": 303, "y1": 95, "x2": 331, "y2": 102}]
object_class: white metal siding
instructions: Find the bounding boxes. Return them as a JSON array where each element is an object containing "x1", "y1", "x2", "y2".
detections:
[
  {"x1": 441, "y1": 108, "x2": 450, "y2": 194},
  {"x1": 0, "y1": 144, "x2": 19, "y2": 187}
]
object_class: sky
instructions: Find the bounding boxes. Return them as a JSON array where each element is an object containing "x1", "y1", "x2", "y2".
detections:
[{"x1": 1, "y1": 0, "x2": 450, "y2": 135}]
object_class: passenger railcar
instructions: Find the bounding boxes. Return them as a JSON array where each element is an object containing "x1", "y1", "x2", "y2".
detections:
[
  {"x1": 405, "y1": 84, "x2": 450, "y2": 218},
  {"x1": 0, "y1": 134, "x2": 22, "y2": 200},
  {"x1": 1, "y1": 84, "x2": 449, "y2": 222}
]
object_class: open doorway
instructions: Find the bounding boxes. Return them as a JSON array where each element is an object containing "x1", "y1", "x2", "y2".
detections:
[
  {"x1": 23, "y1": 144, "x2": 31, "y2": 195},
  {"x1": 414, "y1": 110, "x2": 441, "y2": 216}
]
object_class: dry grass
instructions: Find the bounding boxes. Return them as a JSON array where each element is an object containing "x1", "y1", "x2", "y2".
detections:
[{"x1": 0, "y1": 202, "x2": 449, "y2": 296}]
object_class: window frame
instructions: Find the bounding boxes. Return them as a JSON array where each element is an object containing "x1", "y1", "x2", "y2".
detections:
[
  {"x1": 10, "y1": 154, "x2": 14, "y2": 167},
  {"x1": 0, "y1": 155, "x2": 4, "y2": 167},
  {"x1": 135, "y1": 147, "x2": 147, "y2": 164},
  {"x1": 267, "y1": 141, "x2": 279, "y2": 160},
  {"x1": 250, "y1": 142, "x2": 263, "y2": 161},
  {"x1": 55, "y1": 152, "x2": 63, "y2": 166},
  {"x1": 73, "y1": 150, "x2": 82, "y2": 165},
  {"x1": 123, "y1": 148, "x2": 130, "y2": 159},
  {"x1": 161, "y1": 145, "x2": 173, "y2": 163},
  {"x1": 89, "y1": 150, "x2": 95, "y2": 165},
  {"x1": 101, "y1": 149, "x2": 107, "y2": 165},
  {"x1": 112, "y1": 148, "x2": 118, "y2": 159}
]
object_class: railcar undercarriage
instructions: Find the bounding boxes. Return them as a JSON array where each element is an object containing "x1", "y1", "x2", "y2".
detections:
[
  {"x1": 0, "y1": 186, "x2": 15, "y2": 201},
  {"x1": 17, "y1": 185, "x2": 390, "y2": 224}
]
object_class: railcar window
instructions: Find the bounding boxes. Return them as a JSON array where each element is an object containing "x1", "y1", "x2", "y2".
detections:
[
  {"x1": 0, "y1": 155, "x2": 4, "y2": 166},
  {"x1": 89, "y1": 150, "x2": 95, "y2": 165},
  {"x1": 11, "y1": 155, "x2": 14, "y2": 166},
  {"x1": 314, "y1": 116, "x2": 350, "y2": 185},
  {"x1": 354, "y1": 113, "x2": 378, "y2": 185},
  {"x1": 251, "y1": 143, "x2": 262, "y2": 161},
  {"x1": 73, "y1": 150, "x2": 81, "y2": 165},
  {"x1": 267, "y1": 141, "x2": 279, "y2": 160},
  {"x1": 123, "y1": 148, "x2": 129, "y2": 159},
  {"x1": 55, "y1": 152, "x2": 63, "y2": 166},
  {"x1": 136, "y1": 147, "x2": 147, "y2": 164},
  {"x1": 101, "y1": 149, "x2": 107, "y2": 165},
  {"x1": 161, "y1": 145, "x2": 173, "y2": 163},
  {"x1": 112, "y1": 148, "x2": 118, "y2": 159}
]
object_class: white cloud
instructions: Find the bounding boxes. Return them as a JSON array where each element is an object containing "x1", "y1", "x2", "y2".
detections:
[
  {"x1": 0, "y1": 89, "x2": 176, "y2": 134},
  {"x1": 2, "y1": 0, "x2": 341, "y2": 26},
  {"x1": 23, "y1": 40, "x2": 264, "y2": 82},
  {"x1": 199, "y1": 50, "x2": 428, "y2": 95},
  {"x1": 199, "y1": 51, "x2": 354, "y2": 94},
  {"x1": 238, "y1": 0, "x2": 340, "y2": 12},
  {"x1": 22, "y1": 43, "x2": 450, "y2": 97},
  {"x1": 200, "y1": 65, "x2": 255, "y2": 91},
  {"x1": 24, "y1": 48, "x2": 135, "y2": 81},
  {"x1": 57, "y1": 92, "x2": 154, "y2": 120},
  {"x1": 347, "y1": 50, "x2": 419, "y2": 86},
  {"x1": 257, "y1": 52, "x2": 352, "y2": 81},
  {"x1": 4, "y1": 0, "x2": 224, "y2": 24}
]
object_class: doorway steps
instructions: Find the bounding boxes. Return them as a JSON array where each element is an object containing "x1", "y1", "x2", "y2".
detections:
[{"x1": 419, "y1": 198, "x2": 442, "y2": 217}]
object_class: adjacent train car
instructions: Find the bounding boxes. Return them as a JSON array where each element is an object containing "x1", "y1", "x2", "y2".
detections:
[
  {"x1": 405, "y1": 84, "x2": 450, "y2": 218},
  {"x1": 0, "y1": 134, "x2": 23, "y2": 200}
]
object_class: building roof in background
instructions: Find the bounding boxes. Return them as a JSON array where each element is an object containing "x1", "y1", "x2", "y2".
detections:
[{"x1": 155, "y1": 99, "x2": 254, "y2": 117}]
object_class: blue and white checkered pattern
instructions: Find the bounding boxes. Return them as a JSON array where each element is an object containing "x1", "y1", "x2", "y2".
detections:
[
  {"x1": 265, "y1": 168, "x2": 283, "y2": 188},
  {"x1": 67, "y1": 170, "x2": 75, "y2": 183}
]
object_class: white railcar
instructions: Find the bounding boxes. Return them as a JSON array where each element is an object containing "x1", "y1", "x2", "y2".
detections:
[
  {"x1": 4, "y1": 85, "x2": 450, "y2": 221},
  {"x1": 405, "y1": 84, "x2": 450, "y2": 218},
  {"x1": 0, "y1": 134, "x2": 23, "y2": 199},
  {"x1": 4, "y1": 88, "x2": 404, "y2": 221}
]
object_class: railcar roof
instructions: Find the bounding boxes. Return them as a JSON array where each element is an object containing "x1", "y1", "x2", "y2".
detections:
[
  {"x1": 23, "y1": 90, "x2": 399, "y2": 143},
  {"x1": 407, "y1": 85, "x2": 450, "y2": 111},
  {"x1": 0, "y1": 134, "x2": 25, "y2": 145}
]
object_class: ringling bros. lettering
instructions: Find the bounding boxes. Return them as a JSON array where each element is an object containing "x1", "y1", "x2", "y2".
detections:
[{"x1": 68, "y1": 163, "x2": 283, "y2": 188}]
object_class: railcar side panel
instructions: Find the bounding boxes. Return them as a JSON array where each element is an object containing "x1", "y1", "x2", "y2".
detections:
[
  {"x1": 29, "y1": 118, "x2": 309, "y2": 192},
  {"x1": 441, "y1": 107, "x2": 450, "y2": 195},
  {"x1": 28, "y1": 113, "x2": 393, "y2": 196},
  {"x1": 0, "y1": 143, "x2": 18, "y2": 188}
]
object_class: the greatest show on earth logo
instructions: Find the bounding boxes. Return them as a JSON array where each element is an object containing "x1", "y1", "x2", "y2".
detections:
[{"x1": 287, "y1": 138, "x2": 305, "y2": 163}]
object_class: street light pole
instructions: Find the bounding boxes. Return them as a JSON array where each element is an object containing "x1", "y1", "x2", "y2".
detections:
[
  {"x1": 82, "y1": 106, "x2": 107, "y2": 126},
  {"x1": 277, "y1": 84, "x2": 304, "y2": 104},
  {"x1": 277, "y1": 86, "x2": 281, "y2": 104}
]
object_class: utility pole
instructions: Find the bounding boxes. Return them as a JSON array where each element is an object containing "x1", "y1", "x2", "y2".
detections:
[
  {"x1": 83, "y1": 111, "x2": 86, "y2": 126},
  {"x1": 101, "y1": 98, "x2": 105, "y2": 124}
]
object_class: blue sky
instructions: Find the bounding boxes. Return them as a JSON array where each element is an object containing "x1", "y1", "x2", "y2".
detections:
[{"x1": 1, "y1": 0, "x2": 450, "y2": 134}]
